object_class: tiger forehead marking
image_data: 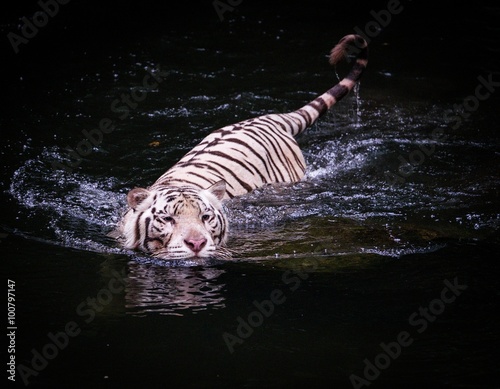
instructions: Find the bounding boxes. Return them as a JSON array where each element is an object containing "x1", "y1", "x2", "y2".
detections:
[
  {"x1": 113, "y1": 34, "x2": 368, "y2": 260},
  {"x1": 155, "y1": 189, "x2": 211, "y2": 217}
]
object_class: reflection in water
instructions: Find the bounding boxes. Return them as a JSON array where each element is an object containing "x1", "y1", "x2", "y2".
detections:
[{"x1": 124, "y1": 261, "x2": 226, "y2": 316}]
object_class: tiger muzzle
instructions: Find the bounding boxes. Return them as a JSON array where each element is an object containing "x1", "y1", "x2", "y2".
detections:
[{"x1": 184, "y1": 237, "x2": 207, "y2": 254}]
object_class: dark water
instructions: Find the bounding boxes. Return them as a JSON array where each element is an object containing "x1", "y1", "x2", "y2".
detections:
[{"x1": 2, "y1": 1, "x2": 500, "y2": 388}]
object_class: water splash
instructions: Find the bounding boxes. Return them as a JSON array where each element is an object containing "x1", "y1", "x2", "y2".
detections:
[
  {"x1": 9, "y1": 147, "x2": 127, "y2": 254},
  {"x1": 7, "y1": 101, "x2": 499, "y2": 263}
]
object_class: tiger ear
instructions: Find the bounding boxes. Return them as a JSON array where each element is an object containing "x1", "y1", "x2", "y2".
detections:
[
  {"x1": 206, "y1": 180, "x2": 226, "y2": 201},
  {"x1": 127, "y1": 187, "x2": 150, "y2": 209}
]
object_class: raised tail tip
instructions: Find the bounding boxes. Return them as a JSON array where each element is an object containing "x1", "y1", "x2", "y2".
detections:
[{"x1": 329, "y1": 34, "x2": 368, "y2": 66}]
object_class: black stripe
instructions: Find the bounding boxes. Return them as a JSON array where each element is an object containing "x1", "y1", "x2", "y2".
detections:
[
  {"x1": 345, "y1": 61, "x2": 366, "y2": 82},
  {"x1": 180, "y1": 161, "x2": 238, "y2": 192},
  {"x1": 327, "y1": 84, "x2": 349, "y2": 100},
  {"x1": 165, "y1": 195, "x2": 178, "y2": 203},
  {"x1": 207, "y1": 159, "x2": 254, "y2": 192},
  {"x1": 205, "y1": 149, "x2": 260, "y2": 179},
  {"x1": 181, "y1": 143, "x2": 207, "y2": 160},
  {"x1": 255, "y1": 119, "x2": 305, "y2": 174},
  {"x1": 134, "y1": 211, "x2": 144, "y2": 247},
  {"x1": 223, "y1": 138, "x2": 270, "y2": 182},
  {"x1": 179, "y1": 172, "x2": 213, "y2": 187},
  {"x1": 237, "y1": 130, "x2": 280, "y2": 182},
  {"x1": 309, "y1": 96, "x2": 329, "y2": 116},
  {"x1": 142, "y1": 216, "x2": 152, "y2": 252},
  {"x1": 282, "y1": 113, "x2": 308, "y2": 135},
  {"x1": 262, "y1": 115, "x2": 288, "y2": 133},
  {"x1": 172, "y1": 199, "x2": 183, "y2": 214},
  {"x1": 253, "y1": 119, "x2": 304, "y2": 178},
  {"x1": 213, "y1": 127, "x2": 237, "y2": 136},
  {"x1": 227, "y1": 145, "x2": 268, "y2": 183},
  {"x1": 163, "y1": 232, "x2": 172, "y2": 248},
  {"x1": 156, "y1": 176, "x2": 205, "y2": 189},
  {"x1": 259, "y1": 116, "x2": 289, "y2": 133},
  {"x1": 215, "y1": 214, "x2": 226, "y2": 244},
  {"x1": 260, "y1": 126, "x2": 300, "y2": 179},
  {"x1": 276, "y1": 113, "x2": 298, "y2": 135},
  {"x1": 189, "y1": 164, "x2": 237, "y2": 191},
  {"x1": 248, "y1": 125, "x2": 289, "y2": 181},
  {"x1": 297, "y1": 108, "x2": 313, "y2": 127},
  {"x1": 188, "y1": 171, "x2": 223, "y2": 187}
]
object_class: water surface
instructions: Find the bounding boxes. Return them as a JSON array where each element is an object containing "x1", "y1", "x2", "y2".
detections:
[{"x1": 2, "y1": 2, "x2": 499, "y2": 388}]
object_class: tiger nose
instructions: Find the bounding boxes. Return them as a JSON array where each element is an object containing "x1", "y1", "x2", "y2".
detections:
[{"x1": 184, "y1": 238, "x2": 207, "y2": 253}]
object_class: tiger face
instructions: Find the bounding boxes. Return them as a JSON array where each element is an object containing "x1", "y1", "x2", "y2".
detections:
[{"x1": 120, "y1": 181, "x2": 229, "y2": 260}]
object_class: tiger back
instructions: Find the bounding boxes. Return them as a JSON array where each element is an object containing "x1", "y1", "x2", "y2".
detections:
[
  {"x1": 114, "y1": 34, "x2": 368, "y2": 260},
  {"x1": 152, "y1": 112, "x2": 307, "y2": 199}
]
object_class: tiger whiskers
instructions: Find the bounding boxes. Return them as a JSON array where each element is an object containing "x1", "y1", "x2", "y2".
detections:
[
  {"x1": 150, "y1": 245, "x2": 233, "y2": 261},
  {"x1": 211, "y1": 247, "x2": 234, "y2": 261}
]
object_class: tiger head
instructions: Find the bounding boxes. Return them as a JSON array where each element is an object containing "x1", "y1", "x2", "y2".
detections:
[{"x1": 118, "y1": 181, "x2": 229, "y2": 260}]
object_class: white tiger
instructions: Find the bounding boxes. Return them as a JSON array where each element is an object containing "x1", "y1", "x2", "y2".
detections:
[{"x1": 113, "y1": 34, "x2": 368, "y2": 260}]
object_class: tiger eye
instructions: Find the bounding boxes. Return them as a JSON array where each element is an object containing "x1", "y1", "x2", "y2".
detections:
[{"x1": 162, "y1": 216, "x2": 175, "y2": 224}]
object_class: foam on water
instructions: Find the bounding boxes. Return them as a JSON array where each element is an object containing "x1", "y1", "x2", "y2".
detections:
[{"x1": 9, "y1": 147, "x2": 128, "y2": 255}]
